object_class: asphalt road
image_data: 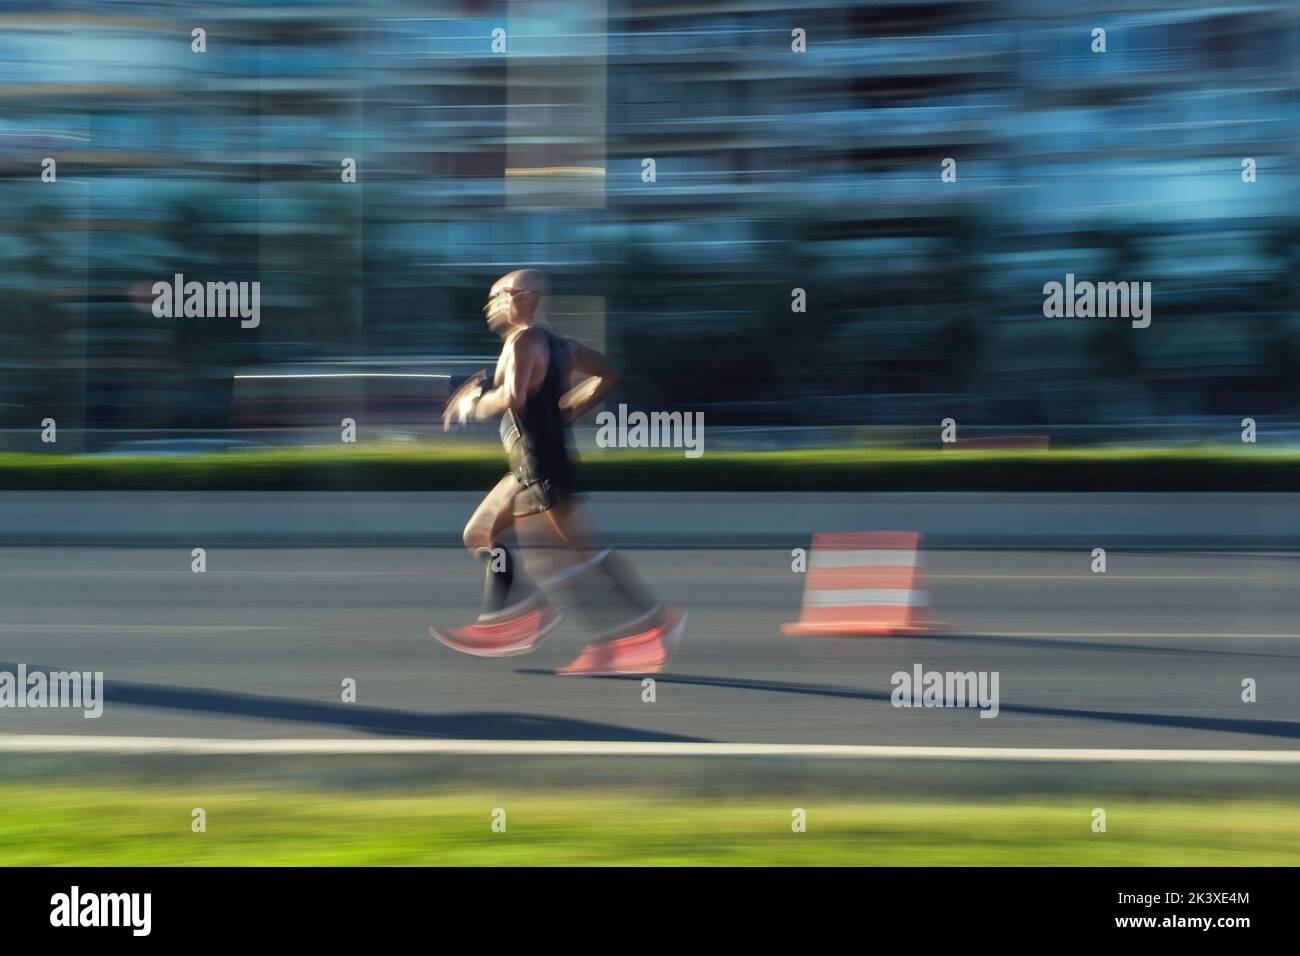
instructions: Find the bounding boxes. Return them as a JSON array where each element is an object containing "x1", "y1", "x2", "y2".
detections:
[{"x1": 0, "y1": 547, "x2": 1297, "y2": 749}]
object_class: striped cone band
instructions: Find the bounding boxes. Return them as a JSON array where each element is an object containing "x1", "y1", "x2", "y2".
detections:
[{"x1": 783, "y1": 531, "x2": 936, "y2": 637}]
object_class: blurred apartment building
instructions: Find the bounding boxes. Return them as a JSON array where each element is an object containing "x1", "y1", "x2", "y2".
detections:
[{"x1": 1, "y1": 0, "x2": 1298, "y2": 440}]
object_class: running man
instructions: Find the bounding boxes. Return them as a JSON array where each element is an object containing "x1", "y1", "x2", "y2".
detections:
[{"x1": 430, "y1": 268, "x2": 686, "y2": 675}]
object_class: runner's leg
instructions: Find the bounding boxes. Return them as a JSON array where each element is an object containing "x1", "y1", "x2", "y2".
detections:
[
  {"x1": 463, "y1": 474, "x2": 533, "y2": 617},
  {"x1": 541, "y1": 499, "x2": 664, "y2": 637}
]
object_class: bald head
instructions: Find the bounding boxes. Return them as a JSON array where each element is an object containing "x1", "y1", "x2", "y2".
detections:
[
  {"x1": 484, "y1": 268, "x2": 550, "y2": 335},
  {"x1": 496, "y1": 269, "x2": 550, "y2": 297}
]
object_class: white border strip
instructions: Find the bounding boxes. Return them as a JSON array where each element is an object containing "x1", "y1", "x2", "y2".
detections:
[
  {"x1": 810, "y1": 550, "x2": 918, "y2": 568},
  {"x1": 804, "y1": 588, "x2": 923, "y2": 607},
  {"x1": 1, "y1": 735, "x2": 1297, "y2": 764}
]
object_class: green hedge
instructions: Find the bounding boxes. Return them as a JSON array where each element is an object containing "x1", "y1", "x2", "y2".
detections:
[{"x1": 1, "y1": 446, "x2": 1298, "y2": 491}]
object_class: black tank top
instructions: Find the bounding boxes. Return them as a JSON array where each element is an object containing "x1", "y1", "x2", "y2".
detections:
[
  {"x1": 518, "y1": 327, "x2": 571, "y2": 455},
  {"x1": 501, "y1": 327, "x2": 576, "y2": 493}
]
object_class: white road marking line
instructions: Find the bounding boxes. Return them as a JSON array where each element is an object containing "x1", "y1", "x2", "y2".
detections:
[
  {"x1": 0, "y1": 570, "x2": 1288, "y2": 582},
  {"x1": 0, "y1": 624, "x2": 290, "y2": 632},
  {"x1": 0, "y1": 624, "x2": 1292, "y2": 639},
  {"x1": 0, "y1": 735, "x2": 1297, "y2": 763},
  {"x1": 0, "y1": 570, "x2": 430, "y2": 577},
  {"x1": 931, "y1": 574, "x2": 1267, "y2": 581},
  {"x1": 972, "y1": 631, "x2": 1300, "y2": 640}
]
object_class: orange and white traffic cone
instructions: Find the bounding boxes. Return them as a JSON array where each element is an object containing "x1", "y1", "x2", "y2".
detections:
[{"x1": 781, "y1": 531, "x2": 938, "y2": 637}]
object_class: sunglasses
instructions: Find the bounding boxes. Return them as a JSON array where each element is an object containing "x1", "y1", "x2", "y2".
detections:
[{"x1": 482, "y1": 287, "x2": 537, "y2": 313}]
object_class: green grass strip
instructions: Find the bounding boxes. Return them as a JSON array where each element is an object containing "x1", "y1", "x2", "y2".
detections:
[{"x1": 0, "y1": 784, "x2": 1295, "y2": 866}]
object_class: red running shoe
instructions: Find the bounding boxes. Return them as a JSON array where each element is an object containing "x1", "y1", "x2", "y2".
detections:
[
  {"x1": 430, "y1": 600, "x2": 562, "y2": 658},
  {"x1": 556, "y1": 610, "x2": 687, "y2": 676}
]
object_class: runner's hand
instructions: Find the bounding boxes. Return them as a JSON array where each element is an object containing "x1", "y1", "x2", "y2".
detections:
[{"x1": 443, "y1": 371, "x2": 489, "y2": 432}]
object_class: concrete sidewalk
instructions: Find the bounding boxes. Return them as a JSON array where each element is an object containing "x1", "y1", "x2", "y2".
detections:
[{"x1": 1, "y1": 491, "x2": 1297, "y2": 549}]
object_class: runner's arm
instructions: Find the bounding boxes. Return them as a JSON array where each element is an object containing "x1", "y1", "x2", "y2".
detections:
[
  {"x1": 474, "y1": 330, "x2": 542, "y2": 421},
  {"x1": 559, "y1": 339, "x2": 619, "y2": 424}
]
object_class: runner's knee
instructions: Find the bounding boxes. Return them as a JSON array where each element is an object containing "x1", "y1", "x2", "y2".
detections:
[{"x1": 463, "y1": 521, "x2": 492, "y2": 555}]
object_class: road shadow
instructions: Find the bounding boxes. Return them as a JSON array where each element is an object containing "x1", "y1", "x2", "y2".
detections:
[
  {"x1": 518, "y1": 668, "x2": 1300, "y2": 741},
  {"x1": 939, "y1": 632, "x2": 1300, "y2": 660},
  {"x1": 0, "y1": 662, "x2": 706, "y2": 742}
]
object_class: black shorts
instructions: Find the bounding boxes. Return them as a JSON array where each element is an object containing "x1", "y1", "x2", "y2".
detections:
[
  {"x1": 501, "y1": 412, "x2": 580, "y2": 516},
  {"x1": 511, "y1": 474, "x2": 579, "y2": 517}
]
